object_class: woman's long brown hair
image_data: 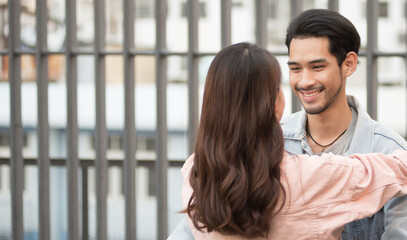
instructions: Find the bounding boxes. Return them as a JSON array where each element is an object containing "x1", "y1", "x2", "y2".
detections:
[{"x1": 186, "y1": 42, "x2": 285, "y2": 238}]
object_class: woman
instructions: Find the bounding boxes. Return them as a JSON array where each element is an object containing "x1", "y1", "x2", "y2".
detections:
[{"x1": 182, "y1": 42, "x2": 407, "y2": 239}]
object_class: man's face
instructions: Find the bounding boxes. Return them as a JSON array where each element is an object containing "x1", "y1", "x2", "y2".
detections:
[{"x1": 287, "y1": 37, "x2": 346, "y2": 115}]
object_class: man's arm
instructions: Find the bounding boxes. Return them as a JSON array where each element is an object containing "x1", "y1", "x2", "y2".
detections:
[{"x1": 167, "y1": 215, "x2": 194, "y2": 240}]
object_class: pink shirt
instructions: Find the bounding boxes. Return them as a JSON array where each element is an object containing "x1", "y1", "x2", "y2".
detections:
[{"x1": 181, "y1": 150, "x2": 407, "y2": 240}]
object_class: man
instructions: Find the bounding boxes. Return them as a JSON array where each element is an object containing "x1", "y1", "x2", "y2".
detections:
[
  {"x1": 283, "y1": 9, "x2": 407, "y2": 240},
  {"x1": 168, "y1": 9, "x2": 407, "y2": 239}
]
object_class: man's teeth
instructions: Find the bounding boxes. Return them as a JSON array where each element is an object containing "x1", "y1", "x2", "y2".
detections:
[{"x1": 303, "y1": 91, "x2": 319, "y2": 97}]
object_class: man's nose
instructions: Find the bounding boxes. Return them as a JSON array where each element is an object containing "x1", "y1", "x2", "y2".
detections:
[{"x1": 298, "y1": 69, "x2": 316, "y2": 88}]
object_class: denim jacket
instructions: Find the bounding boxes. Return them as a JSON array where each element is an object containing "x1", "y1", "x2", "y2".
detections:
[
  {"x1": 168, "y1": 95, "x2": 407, "y2": 240},
  {"x1": 282, "y1": 95, "x2": 407, "y2": 240}
]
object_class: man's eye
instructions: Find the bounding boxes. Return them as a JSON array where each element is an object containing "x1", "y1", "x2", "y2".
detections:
[{"x1": 313, "y1": 65, "x2": 324, "y2": 70}]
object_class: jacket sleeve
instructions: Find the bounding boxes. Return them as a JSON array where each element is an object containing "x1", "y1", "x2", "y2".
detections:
[{"x1": 167, "y1": 216, "x2": 195, "y2": 240}]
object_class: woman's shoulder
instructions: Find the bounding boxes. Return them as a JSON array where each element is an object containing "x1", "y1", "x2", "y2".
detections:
[{"x1": 181, "y1": 154, "x2": 195, "y2": 177}]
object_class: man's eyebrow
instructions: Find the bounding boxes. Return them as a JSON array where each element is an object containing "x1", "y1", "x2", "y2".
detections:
[
  {"x1": 287, "y1": 61, "x2": 298, "y2": 65},
  {"x1": 309, "y1": 58, "x2": 327, "y2": 64},
  {"x1": 287, "y1": 58, "x2": 328, "y2": 65}
]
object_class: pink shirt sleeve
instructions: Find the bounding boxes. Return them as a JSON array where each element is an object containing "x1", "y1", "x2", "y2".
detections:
[
  {"x1": 346, "y1": 149, "x2": 407, "y2": 219},
  {"x1": 285, "y1": 149, "x2": 407, "y2": 220}
]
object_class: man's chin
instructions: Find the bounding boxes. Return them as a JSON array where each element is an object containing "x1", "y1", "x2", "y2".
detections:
[{"x1": 303, "y1": 105, "x2": 327, "y2": 115}]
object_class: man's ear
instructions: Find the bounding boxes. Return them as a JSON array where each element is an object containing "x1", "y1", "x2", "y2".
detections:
[{"x1": 343, "y1": 52, "x2": 358, "y2": 77}]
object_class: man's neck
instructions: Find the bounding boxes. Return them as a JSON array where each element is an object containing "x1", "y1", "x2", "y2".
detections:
[{"x1": 306, "y1": 100, "x2": 353, "y2": 146}]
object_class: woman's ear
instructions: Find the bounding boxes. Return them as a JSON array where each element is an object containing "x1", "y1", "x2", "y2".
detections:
[{"x1": 343, "y1": 52, "x2": 358, "y2": 77}]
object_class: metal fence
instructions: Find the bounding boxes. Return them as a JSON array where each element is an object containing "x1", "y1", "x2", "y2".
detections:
[{"x1": 4, "y1": 0, "x2": 406, "y2": 239}]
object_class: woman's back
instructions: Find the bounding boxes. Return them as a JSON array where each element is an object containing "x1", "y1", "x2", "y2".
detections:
[{"x1": 182, "y1": 150, "x2": 407, "y2": 239}]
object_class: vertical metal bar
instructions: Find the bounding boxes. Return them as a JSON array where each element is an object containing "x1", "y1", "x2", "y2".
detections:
[
  {"x1": 405, "y1": 1, "x2": 407, "y2": 138},
  {"x1": 123, "y1": 0, "x2": 136, "y2": 239},
  {"x1": 187, "y1": 0, "x2": 199, "y2": 154},
  {"x1": 290, "y1": 0, "x2": 303, "y2": 18},
  {"x1": 9, "y1": 0, "x2": 24, "y2": 239},
  {"x1": 290, "y1": 0, "x2": 303, "y2": 113},
  {"x1": 82, "y1": 165, "x2": 89, "y2": 240},
  {"x1": 36, "y1": 0, "x2": 50, "y2": 239},
  {"x1": 66, "y1": 0, "x2": 79, "y2": 239},
  {"x1": 94, "y1": 0, "x2": 108, "y2": 239},
  {"x1": 255, "y1": 0, "x2": 268, "y2": 47},
  {"x1": 366, "y1": 0, "x2": 379, "y2": 119},
  {"x1": 221, "y1": 0, "x2": 231, "y2": 48},
  {"x1": 328, "y1": 0, "x2": 339, "y2": 11},
  {"x1": 156, "y1": 0, "x2": 168, "y2": 238}
]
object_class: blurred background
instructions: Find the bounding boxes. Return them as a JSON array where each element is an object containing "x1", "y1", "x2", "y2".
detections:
[{"x1": 1, "y1": 0, "x2": 407, "y2": 239}]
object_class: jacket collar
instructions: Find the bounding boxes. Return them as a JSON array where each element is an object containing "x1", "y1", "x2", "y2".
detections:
[
  {"x1": 280, "y1": 110, "x2": 307, "y2": 140},
  {"x1": 345, "y1": 96, "x2": 375, "y2": 154}
]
